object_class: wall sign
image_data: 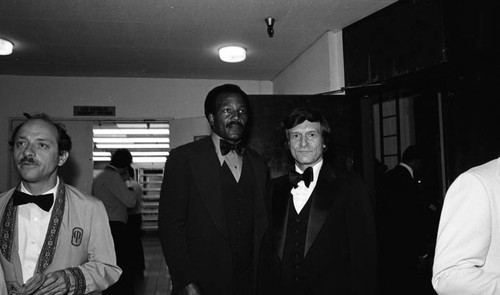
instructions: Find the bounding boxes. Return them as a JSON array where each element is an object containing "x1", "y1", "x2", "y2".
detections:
[{"x1": 74, "y1": 106, "x2": 116, "y2": 116}]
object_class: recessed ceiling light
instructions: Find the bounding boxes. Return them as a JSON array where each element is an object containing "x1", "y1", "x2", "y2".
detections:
[
  {"x1": 219, "y1": 46, "x2": 246, "y2": 63},
  {"x1": 0, "y1": 38, "x2": 13, "y2": 55}
]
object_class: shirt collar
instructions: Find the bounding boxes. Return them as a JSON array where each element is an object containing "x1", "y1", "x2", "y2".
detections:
[
  {"x1": 107, "y1": 165, "x2": 118, "y2": 171},
  {"x1": 399, "y1": 162, "x2": 414, "y2": 178},
  {"x1": 211, "y1": 133, "x2": 223, "y2": 158},
  {"x1": 211, "y1": 132, "x2": 243, "y2": 165},
  {"x1": 295, "y1": 159, "x2": 323, "y2": 184},
  {"x1": 20, "y1": 176, "x2": 59, "y2": 196}
]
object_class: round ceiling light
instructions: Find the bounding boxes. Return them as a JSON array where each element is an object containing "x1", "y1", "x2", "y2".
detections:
[
  {"x1": 0, "y1": 38, "x2": 13, "y2": 55},
  {"x1": 219, "y1": 46, "x2": 246, "y2": 63}
]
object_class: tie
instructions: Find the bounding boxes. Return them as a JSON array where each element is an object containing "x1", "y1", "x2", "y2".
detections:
[
  {"x1": 289, "y1": 167, "x2": 314, "y2": 188},
  {"x1": 220, "y1": 139, "x2": 245, "y2": 156},
  {"x1": 12, "y1": 190, "x2": 54, "y2": 212}
]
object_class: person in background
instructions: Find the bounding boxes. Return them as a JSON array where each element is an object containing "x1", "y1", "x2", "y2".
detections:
[
  {"x1": 92, "y1": 149, "x2": 137, "y2": 295},
  {"x1": 265, "y1": 107, "x2": 377, "y2": 295},
  {"x1": 432, "y1": 156, "x2": 500, "y2": 294},
  {"x1": 0, "y1": 113, "x2": 120, "y2": 294},
  {"x1": 376, "y1": 145, "x2": 429, "y2": 294},
  {"x1": 126, "y1": 165, "x2": 145, "y2": 278},
  {"x1": 159, "y1": 84, "x2": 269, "y2": 295}
]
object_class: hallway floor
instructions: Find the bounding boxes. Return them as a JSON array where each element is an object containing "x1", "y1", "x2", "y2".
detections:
[
  {"x1": 134, "y1": 232, "x2": 437, "y2": 295},
  {"x1": 134, "y1": 232, "x2": 171, "y2": 295}
]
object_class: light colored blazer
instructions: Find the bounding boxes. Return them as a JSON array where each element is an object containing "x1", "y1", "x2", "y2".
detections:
[
  {"x1": 0, "y1": 182, "x2": 121, "y2": 295},
  {"x1": 432, "y1": 157, "x2": 500, "y2": 295},
  {"x1": 0, "y1": 263, "x2": 7, "y2": 294}
]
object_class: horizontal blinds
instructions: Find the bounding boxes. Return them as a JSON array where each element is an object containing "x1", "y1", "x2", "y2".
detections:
[{"x1": 93, "y1": 122, "x2": 170, "y2": 163}]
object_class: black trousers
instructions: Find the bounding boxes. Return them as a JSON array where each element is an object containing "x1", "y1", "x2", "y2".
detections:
[
  {"x1": 127, "y1": 213, "x2": 145, "y2": 274},
  {"x1": 104, "y1": 221, "x2": 135, "y2": 295}
]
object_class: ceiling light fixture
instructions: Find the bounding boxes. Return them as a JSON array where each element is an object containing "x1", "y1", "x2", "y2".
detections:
[
  {"x1": 265, "y1": 17, "x2": 275, "y2": 38},
  {"x1": 0, "y1": 38, "x2": 13, "y2": 55},
  {"x1": 219, "y1": 46, "x2": 246, "y2": 63}
]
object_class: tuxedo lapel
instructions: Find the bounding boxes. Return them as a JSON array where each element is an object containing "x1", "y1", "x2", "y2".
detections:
[
  {"x1": 305, "y1": 164, "x2": 337, "y2": 257},
  {"x1": 277, "y1": 198, "x2": 290, "y2": 261},
  {"x1": 189, "y1": 138, "x2": 228, "y2": 239}
]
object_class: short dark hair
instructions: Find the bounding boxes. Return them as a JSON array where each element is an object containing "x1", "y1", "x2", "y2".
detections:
[
  {"x1": 204, "y1": 84, "x2": 250, "y2": 120},
  {"x1": 9, "y1": 113, "x2": 72, "y2": 155},
  {"x1": 283, "y1": 107, "x2": 331, "y2": 147},
  {"x1": 110, "y1": 149, "x2": 133, "y2": 168},
  {"x1": 402, "y1": 145, "x2": 422, "y2": 163}
]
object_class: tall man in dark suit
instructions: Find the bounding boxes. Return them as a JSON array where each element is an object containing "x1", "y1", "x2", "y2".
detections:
[
  {"x1": 266, "y1": 107, "x2": 377, "y2": 295},
  {"x1": 377, "y1": 145, "x2": 428, "y2": 295},
  {"x1": 159, "y1": 84, "x2": 269, "y2": 295}
]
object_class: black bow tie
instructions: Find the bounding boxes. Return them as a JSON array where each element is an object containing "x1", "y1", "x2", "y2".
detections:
[
  {"x1": 12, "y1": 190, "x2": 54, "y2": 212},
  {"x1": 220, "y1": 139, "x2": 245, "y2": 156},
  {"x1": 289, "y1": 167, "x2": 314, "y2": 188}
]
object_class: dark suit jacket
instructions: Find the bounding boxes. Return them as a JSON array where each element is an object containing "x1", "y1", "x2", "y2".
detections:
[
  {"x1": 264, "y1": 163, "x2": 377, "y2": 295},
  {"x1": 158, "y1": 136, "x2": 269, "y2": 295}
]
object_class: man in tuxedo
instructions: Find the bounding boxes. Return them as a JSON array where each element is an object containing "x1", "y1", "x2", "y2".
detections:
[
  {"x1": 0, "y1": 113, "x2": 120, "y2": 294},
  {"x1": 376, "y1": 145, "x2": 428, "y2": 294},
  {"x1": 159, "y1": 84, "x2": 269, "y2": 295},
  {"x1": 266, "y1": 107, "x2": 377, "y2": 295}
]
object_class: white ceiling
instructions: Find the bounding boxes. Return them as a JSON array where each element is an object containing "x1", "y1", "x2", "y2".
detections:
[{"x1": 0, "y1": 0, "x2": 397, "y2": 80}]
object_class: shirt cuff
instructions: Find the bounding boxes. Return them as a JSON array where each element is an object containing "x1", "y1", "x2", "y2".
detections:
[{"x1": 64, "y1": 267, "x2": 86, "y2": 295}]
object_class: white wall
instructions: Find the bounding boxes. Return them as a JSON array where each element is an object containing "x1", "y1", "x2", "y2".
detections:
[
  {"x1": 0, "y1": 32, "x2": 347, "y2": 191},
  {"x1": 0, "y1": 75, "x2": 272, "y2": 191},
  {"x1": 169, "y1": 116, "x2": 211, "y2": 149},
  {"x1": 273, "y1": 31, "x2": 344, "y2": 95}
]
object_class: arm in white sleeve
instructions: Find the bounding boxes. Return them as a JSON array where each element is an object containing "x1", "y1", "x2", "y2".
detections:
[{"x1": 432, "y1": 172, "x2": 500, "y2": 295}]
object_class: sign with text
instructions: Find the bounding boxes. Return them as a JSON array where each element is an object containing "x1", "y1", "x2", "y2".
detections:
[{"x1": 74, "y1": 106, "x2": 116, "y2": 116}]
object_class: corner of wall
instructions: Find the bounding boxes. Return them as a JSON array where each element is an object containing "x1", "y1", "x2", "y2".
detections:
[
  {"x1": 272, "y1": 31, "x2": 345, "y2": 95},
  {"x1": 328, "y1": 31, "x2": 345, "y2": 92}
]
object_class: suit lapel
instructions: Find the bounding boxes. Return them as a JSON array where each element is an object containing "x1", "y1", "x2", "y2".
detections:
[
  {"x1": 304, "y1": 164, "x2": 337, "y2": 257},
  {"x1": 246, "y1": 154, "x2": 267, "y2": 233},
  {"x1": 36, "y1": 182, "x2": 66, "y2": 274},
  {"x1": 272, "y1": 177, "x2": 291, "y2": 260},
  {"x1": 244, "y1": 152, "x2": 269, "y2": 268},
  {"x1": 11, "y1": 224, "x2": 23, "y2": 285},
  {"x1": 0, "y1": 189, "x2": 24, "y2": 284},
  {"x1": 189, "y1": 138, "x2": 228, "y2": 239}
]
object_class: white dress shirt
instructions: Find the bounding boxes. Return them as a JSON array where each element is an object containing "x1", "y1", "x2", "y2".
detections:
[
  {"x1": 18, "y1": 178, "x2": 58, "y2": 283},
  {"x1": 291, "y1": 160, "x2": 323, "y2": 213}
]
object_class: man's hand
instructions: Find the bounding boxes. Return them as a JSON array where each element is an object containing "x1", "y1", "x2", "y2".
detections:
[
  {"x1": 32, "y1": 270, "x2": 70, "y2": 295},
  {"x1": 18, "y1": 273, "x2": 45, "y2": 294},
  {"x1": 181, "y1": 283, "x2": 201, "y2": 295}
]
